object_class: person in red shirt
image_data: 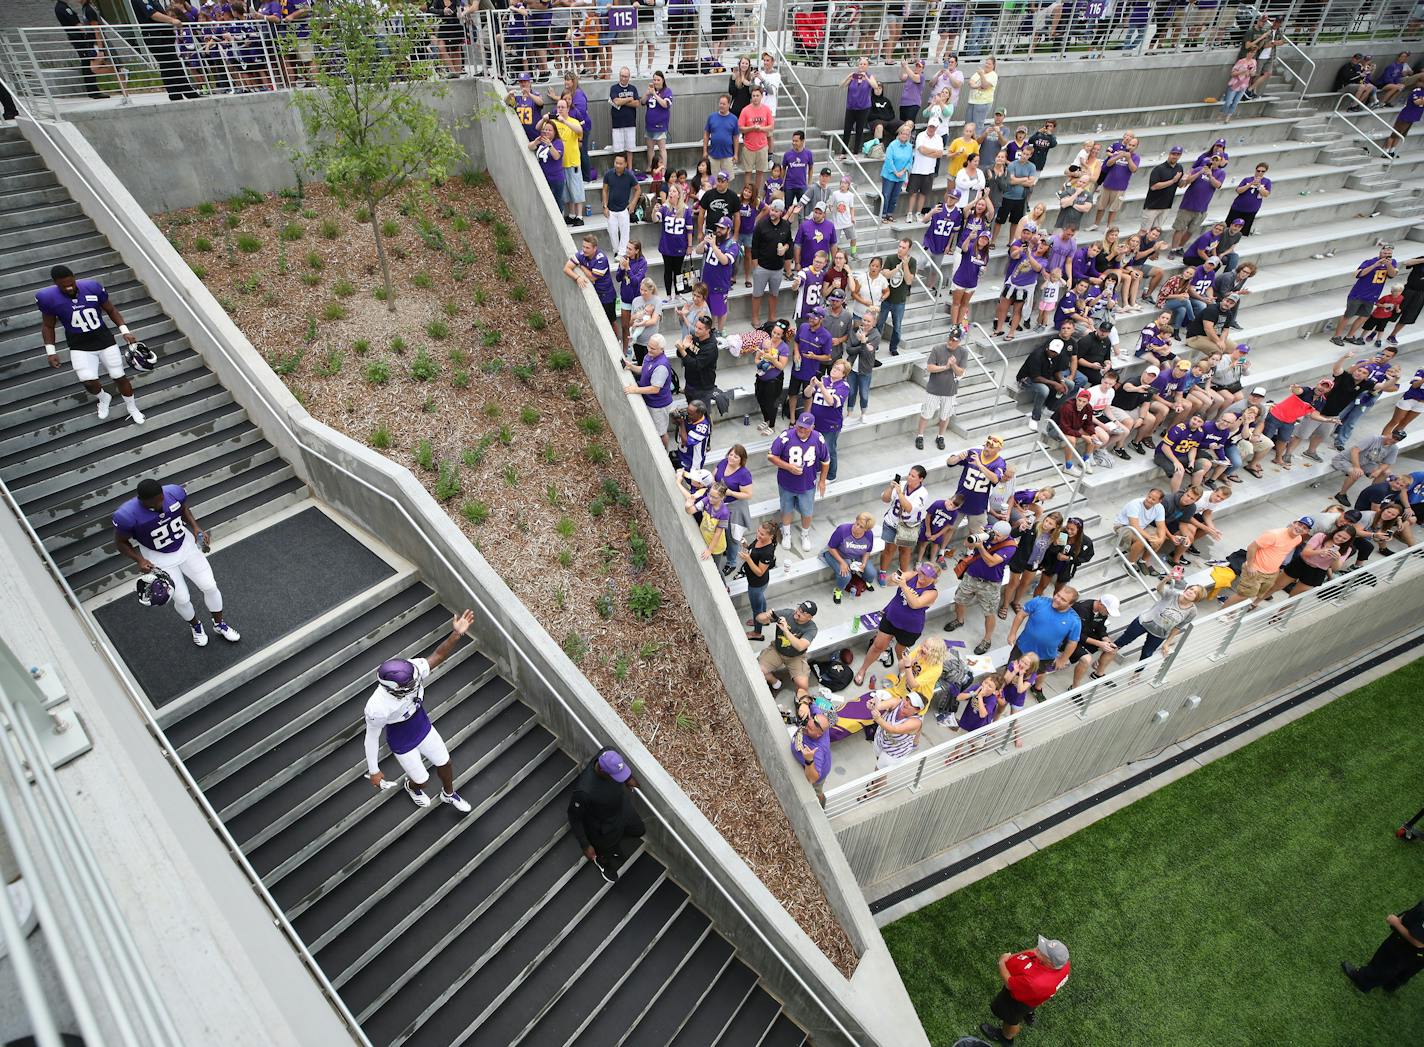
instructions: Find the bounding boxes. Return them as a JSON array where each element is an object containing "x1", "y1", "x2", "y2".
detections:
[{"x1": 979, "y1": 936, "x2": 1071, "y2": 1045}]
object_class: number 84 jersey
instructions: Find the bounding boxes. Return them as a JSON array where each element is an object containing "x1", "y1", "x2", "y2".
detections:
[
  {"x1": 35, "y1": 280, "x2": 114, "y2": 353},
  {"x1": 112, "y1": 484, "x2": 192, "y2": 555}
]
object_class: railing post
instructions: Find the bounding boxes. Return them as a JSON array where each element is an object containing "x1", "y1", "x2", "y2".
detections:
[
  {"x1": 1151, "y1": 621, "x2": 1191, "y2": 687},
  {"x1": 18, "y1": 31, "x2": 56, "y2": 122},
  {"x1": 822, "y1": 1, "x2": 834, "y2": 69},
  {"x1": 910, "y1": 755, "x2": 925, "y2": 792}
]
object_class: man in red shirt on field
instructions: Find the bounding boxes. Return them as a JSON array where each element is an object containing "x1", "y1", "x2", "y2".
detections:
[{"x1": 979, "y1": 936, "x2": 1071, "y2": 1045}]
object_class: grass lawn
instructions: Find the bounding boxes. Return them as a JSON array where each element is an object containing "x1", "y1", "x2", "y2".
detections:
[{"x1": 884, "y1": 657, "x2": 1424, "y2": 1047}]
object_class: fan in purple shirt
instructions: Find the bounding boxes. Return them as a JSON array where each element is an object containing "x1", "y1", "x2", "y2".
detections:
[
  {"x1": 920, "y1": 498, "x2": 960, "y2": 559},
  {"x1": 700, "y1": 218, "x2": 740, "y2": 324},
  {"x1": 922, "y1": 201, "x2": 962, "y2": 259},
  {"x1": 795, "y1": 209, "x2": 837, "y2": 266},
  {"x1": 770, "y1": 416, "x2": 828, "y2": 493},
  {"x1": 952, "y1": 443, "x2": 1009, "y2": 523},
  {"x1": 783, "y1": 136, "x2": 814, "y2": 200}
]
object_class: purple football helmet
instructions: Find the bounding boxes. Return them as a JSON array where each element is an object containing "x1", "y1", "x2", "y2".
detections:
[
  {"x1": 124, "y1": 341, "x2": 157, "y2": 372},
  {"x1": 136, "y1": 569, "x2": 173, "y2": 607},
  {"x1": 376, "y1": 658, "x2": 419, "y2": 695}
]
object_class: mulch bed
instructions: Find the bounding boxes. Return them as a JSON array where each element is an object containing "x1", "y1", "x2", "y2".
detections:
[{"x1": 158, "y1": 176, "x2": 857, "y2": 974}]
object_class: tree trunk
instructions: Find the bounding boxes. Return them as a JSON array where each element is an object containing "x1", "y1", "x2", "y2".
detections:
[{"x1": 368, "y1": 193, "x2": 396, "y2": 312}]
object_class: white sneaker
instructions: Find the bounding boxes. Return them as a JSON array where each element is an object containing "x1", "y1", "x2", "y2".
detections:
[
  {"x1": 213, "y1": 620, "x2": 240, "y2": 642},
  {"x1": 780, "y1": 528, "x2": 791, "y2": 548},
  {"x1": 799, "y1": 529, "x2": 812, "y2": 553},
  {"x1": 405, "y1": 780, "x2": 431, "y2": 808},
  {"x1": 1026, "y1": 417, "x2": 1040, "y2": 433},
  {"x1": 127, "y1": 403, "x2": 146, "y2": 425},
  {"x1": 190, "y1": 620, "x2": 208, "y2": 647},
  {"x1": 97, "y1": 391, "x2": 112, "y2": 420},
  {"x1": 440, "y1": 790, "x2": 472, "y2": 813},
  {"x1": 1083, "y1": 457, "x2": 1095, "y2": 473}
]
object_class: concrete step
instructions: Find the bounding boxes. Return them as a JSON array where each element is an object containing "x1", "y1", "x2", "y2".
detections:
[
  {"x1": 0, "y1": 169, "x2": 59, "y2": 193},
  {"x1": 0, "y1": 215, "x2": 97, "y2": 254},
  {"x1": 0, "y1": 138, "x2": 35, "y2": 160},
  {"x1": 0, "y1": 186, "x2": 74, "y2": 224},
  {"x1": 0, "y1": 332, "x2": 191, "y2": 426},
  {"x1": 0, "y1": 247, "x2": 123, "y2": 299},
  {"x1": 0, "y1": 230, "x2": 111, "y2": 273},
  {"x1": 0, "y1": 153, "x2": 44, "y2": 178}
]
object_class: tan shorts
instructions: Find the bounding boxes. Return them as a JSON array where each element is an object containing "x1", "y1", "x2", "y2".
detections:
[
  {"x1": 1097, "y1": 187, "x2": 1125, "y2": 213},
  {"x1": 1234, "y1": 567, "x2": 1278, "y2": 600},
  {"x1": 711, "y1": 156, "x2": 736, "y2": 178},
  {"x1": 759, "y1": 644, "x2": 811, "y2": 682},
  {"x1": 740, "y1": 145, "x2": 769, "y2": 172},
  {"x1": 1185, "y1": 333, "x2": 1236, "y2": 356},
  {"x1": 1173, "y1": 208, "x2": 1206, "y2": 236},
  {"x1": 1139, "y1": 208, "x2": 1172, "y2": 233}
]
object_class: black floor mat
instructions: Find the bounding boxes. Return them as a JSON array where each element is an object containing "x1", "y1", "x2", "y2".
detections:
[{"x1": 95, "y1": 507, "x2": 394, "y2": 706}]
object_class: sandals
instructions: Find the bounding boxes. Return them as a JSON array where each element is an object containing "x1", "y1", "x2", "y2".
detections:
[
  {"x1": 1226, "y1": 473, "x2": 1244, "y2": 483},
  {"x1": 974, "y1": 640, "x2": 992, "y2": 655},
  {"x1": 997, "y1": 606, "x2": 1010, "y2": 620}
]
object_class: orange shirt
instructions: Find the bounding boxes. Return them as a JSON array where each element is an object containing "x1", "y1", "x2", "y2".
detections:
[{"x1": 1248, "y1": 527, "x2": 1302, "y2": 574}]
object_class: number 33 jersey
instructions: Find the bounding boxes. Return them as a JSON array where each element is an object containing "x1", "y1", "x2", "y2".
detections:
[
  {"x1": 35, "y1": 280, "x2": 114, "y2": 353},
  {"x1": 112, "y1": 484, "x2": 191, "y2": 555}
]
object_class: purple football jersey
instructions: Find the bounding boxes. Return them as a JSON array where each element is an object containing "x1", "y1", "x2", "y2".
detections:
[
  {"x1": 1348, "y1": 256, "x2": 1395, "y2": 303},
  {"x1": 795, "y1": 266, "x2": 826, "y2": 317},
  {"x1": 1179, "y1": 164, "x2": 1223, "y2": 212},
  {"x1": 701, "y1": 237, "x2": 739, "y2": 295},
  {"x1": 956, "y1": 451, "x2": 1007, "y2": 516},
  {"x1": 770, "y1": 428, "x2": 827, "y2": 492},
  {"x1": 112, "y1": 483, "x2": 190, "y2": 554},
  {"x1": 809, "y1": 376, "x2": 850, "y2": 432},
  {"x1": 35, "y1": 280, "x2": 112, "y2": 350},
  {"x1": 922, "y1": 204, "x2": 961, "y2": 256},
  {"x1": 656, "y1": 205, "x2": 695, "y2": 258}
]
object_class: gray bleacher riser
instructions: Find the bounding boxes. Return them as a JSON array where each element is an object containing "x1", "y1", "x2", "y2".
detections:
[{"x1": 0, "y1": 341, "x2": 196, "y2": 427}]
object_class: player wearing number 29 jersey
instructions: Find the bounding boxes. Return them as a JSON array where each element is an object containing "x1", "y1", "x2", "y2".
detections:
[
  {"x1": 35, "y1": 264, "x2": 145, "y2": 424},
  {"x1": 112, "y1": 478, "x2": 238, "y2": 647}
]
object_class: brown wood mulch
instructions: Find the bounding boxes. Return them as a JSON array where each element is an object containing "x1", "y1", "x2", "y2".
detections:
[{"x1": 158, "y1": 177, "x2": 857, "y2": 974}]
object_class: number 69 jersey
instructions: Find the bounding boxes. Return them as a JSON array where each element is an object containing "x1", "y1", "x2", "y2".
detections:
[
  {"x1": 112, "y1": 483, "x2": 192, "y2": 555},
  {"x1": 35, "y1": 280, "x2": 115, "y2": 353}
]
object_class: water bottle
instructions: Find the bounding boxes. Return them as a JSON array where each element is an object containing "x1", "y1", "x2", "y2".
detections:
[
  {"x1": 852, "y1": 614, "x2": 861, "y2": 634},
  {"x1": 869, "y1": 674, "x2": 877, "y2": 690},
  {"x1": 743, "y1": 411, "x2": 750, "y2": 426}
]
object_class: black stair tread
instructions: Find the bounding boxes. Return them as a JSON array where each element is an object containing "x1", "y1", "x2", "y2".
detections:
[
  {"x1": 573, "y1": 906, "x2": 714, "y2": 1047},
  {"x1": 64, "y1": 474, "x2": 306, "y2": 594},
  {"x1": 0, "y1": 317, "x2": 178, "y2": 386},
  {"x1": 247, "y1": 672, "x2": 524, "y2": 880},
  {"x1": 479, "y1": 879, "x2": 689, "y2": 1047},
  {"x1": 315, "y1": 760, "x2": 574, "y2": 979},
  {"x1": 402, "y1": 855, "x2": 665, "y2": 1047},
  {"x1": 297, "y1": 743, "x2": 574, "y2": 950},
  {"x1": 19, "y1": 418, "x2": 261, "y2": 518},
  {"x1": 759, "y1": 1013, "x2": 807, "y2": 1047},
  {"x1": 0, "y1": 335, "x2": 188, "y2": 411},
  {"x1": 219, "y1": 649, "x2": 500, "y2": 842},
  {"x1": 48, "y1": 454, "x2": 290, "y2": 559},
  {"x1": 713, "y1": 988, "x2": 783, "y2": 1047},
  {"x1": 622, "y1": 933, "x2": 736, "y2": 1047},
  {"x1": 0, "y1": 365, "x2": 216, "y2": 448},
  {"x1": 667, "y1": 960, "x2": 759, "y2": 1047},
  {"x1": 269, "y1": 704, "x2": 545, "y2": 911},
  {"x1": 346, "y1": 835, "x2": 588, "y2": 1034},
  {"x1": 21, "y1": 415, "x2": 262, "y2": 518},
  {"x1": 170, "y1": 583, "x2": 437, "y2": 755}
]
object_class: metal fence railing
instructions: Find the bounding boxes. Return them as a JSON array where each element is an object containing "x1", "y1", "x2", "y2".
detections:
[{"x1": 823, "y1": 539, "x2": 1424, "y2": 819}]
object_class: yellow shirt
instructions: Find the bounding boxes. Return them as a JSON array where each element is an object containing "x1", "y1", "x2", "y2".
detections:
[
  {"x1": 887, "y1": 657, "x2": 943, "y2": 707},
  {"x1": 967, "y1": 70, "x2": 997, "y2": 106},
  {"x1": 699, "y1": 509, "x2": 728, "y2": 555},
  {"x1": 553, "y1": 115, "x2": 582, "y2": 169},
  {"x1": 947, "y1": 136, "x2": 979, "y2": 177}
]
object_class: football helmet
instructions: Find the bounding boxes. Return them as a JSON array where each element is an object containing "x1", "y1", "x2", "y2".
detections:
[
  {"x1": 124, "y1": 341, "x2": 158, "y2": 372},
  {"x1": 376, "y1": 658, "x2": 419, "y2": 695},
  {"x1": 136, "y1": 569, "x2": 174, "y2": 607}
]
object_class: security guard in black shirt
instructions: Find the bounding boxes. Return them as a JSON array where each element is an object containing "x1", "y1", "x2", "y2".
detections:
[{"x1": 1343, "y1": 899, "x2": 1424, "y2": 992}]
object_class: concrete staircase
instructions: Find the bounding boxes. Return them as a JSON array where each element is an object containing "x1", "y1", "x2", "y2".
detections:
[{"x1": 0, "y1": 123, "x2": 809, "y2": 1047}]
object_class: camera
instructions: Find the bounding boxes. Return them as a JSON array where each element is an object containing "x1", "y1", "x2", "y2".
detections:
[
  {"x1": 967, "y1": 531, "x2": 990, "y2": 545},
  {"x1": 669, "y1": 406, "x2": 687, "y2": 422}
]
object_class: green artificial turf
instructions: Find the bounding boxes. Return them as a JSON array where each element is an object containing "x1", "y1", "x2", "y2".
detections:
[{"x1": 884, "y1": 656, "x2": 1424, "y2": 1047}]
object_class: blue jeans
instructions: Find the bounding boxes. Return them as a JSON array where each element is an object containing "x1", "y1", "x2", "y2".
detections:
[
  {"x1": 823, "y1": 427, "x2": 841, "y2": 481},
  {"x1": 778, "y1": 486, "x2": 816, "y2": 519},
  {"x1": 966, "y1": 17, "x2": 992, "y2": 59},
  {"x1": 1224, "y1": 443, "x2": 1243, "y2": 476},
  {"x1": 1058, "y1": 368, "x2": 1090, "y2": 394},
  {"x1": 1117, "y1": 617, "x2": 1166, "y2": 660},
  {"x1": 1334, "y1": 399, "x2": 1373, "y2": 448},
  {"x1": 1221, "y1": 87, "x2": 1247, "y2": 116},
  {"x1": 746, "y1": 581, "x2": 768, "y2": 622},
  {"x1": 847, "y1": 370, "x2": 872, "y2": 410},
  {"x1": 820, "y1": 549, "x2": 872, "y2": 592},
  {"x1": 1166, "y1": 298, "x2": 1205, "y2": 333},
  {"x1": 883, "y1": 299, "x2": 907, "y2": 355},
  {"x1": 1019, "y1": 377, "x2": 1055, "y2": 421},
  {"x1": 963, "y1": 101, "x2": 990, "y2": 131},
  {"x1": 881, "y1": 177, "x2": 904, "y2": 219}
]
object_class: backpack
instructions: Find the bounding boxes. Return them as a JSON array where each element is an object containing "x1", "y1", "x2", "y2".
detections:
[{"x1": 813, "y1": 647, "x2": 856, "y2": 692}]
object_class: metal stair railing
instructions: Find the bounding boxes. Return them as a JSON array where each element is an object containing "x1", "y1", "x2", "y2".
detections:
[{"x1": 1329, "y1": 92, "x2": 1401, "y2": 169}]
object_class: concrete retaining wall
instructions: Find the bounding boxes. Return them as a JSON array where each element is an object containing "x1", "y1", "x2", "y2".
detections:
[{"x1": 19, "y1": 113, "x2": 926, "y2": 1047}]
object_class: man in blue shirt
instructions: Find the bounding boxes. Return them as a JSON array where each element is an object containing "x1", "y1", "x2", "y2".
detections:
[
  {"x1": 1007, "y1": 588, "x2": 1082, "y2": 689},
  {"x1": 703, "y1": 93, "x2": 740, "y2": 180}
]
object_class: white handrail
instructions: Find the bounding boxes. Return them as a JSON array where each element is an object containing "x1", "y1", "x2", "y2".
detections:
[
  {"x1": 9, "y1": 105, "x2": 859, "y2": 1044},
  {"x1": 970, "y1": 322, "x2": 1012, "y2": 420},
  {"x1": 1330, "y1": 92, "x2": 1399, "y2": 169},
  {"x1": 1041, "y1": 416, "x2": 1088, "y2": 513},
  {"x1": 1244, "y1": 3, "x2": 1316, "y2": 101}
]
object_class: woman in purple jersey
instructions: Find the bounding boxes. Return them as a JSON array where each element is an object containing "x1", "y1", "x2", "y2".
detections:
[
  {"x1": 615, "y1": 239, "x2": 648, "y2": 354},
  {"x1": 735, "y1": 183, "x2": 758, "y2": 288},
  {"x1": 656, "y1": 185, "x2": 695, "y2": 300},
  {"x1": 643, "y1": 71, "x2": 672, "y2": 175},
  {"x1": 808, "y1": 360, "x2": 851, "y2": 482},
  {"x1": 711, "y1": 444, "x2": 754, "y2": 551},
  {"x1": 854, "y1": 563, "x2": 941, "y2": 686},
  {"x1": 950, "y1": 232, "x2": 990, "y2": 332}
]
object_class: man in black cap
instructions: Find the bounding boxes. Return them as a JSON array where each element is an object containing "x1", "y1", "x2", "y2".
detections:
[
  {"x1": 1343, "y1": 899, "x2": 1424, "y2": 993},
  {"x1": 568, "y1": 747, "x2": 644, "y2": 884},
  {"x1": 753, "y1": 600, "x2": 818, "y2": 694}
]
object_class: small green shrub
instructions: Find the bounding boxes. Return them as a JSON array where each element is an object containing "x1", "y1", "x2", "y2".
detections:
[
  {"x1": 413, "y1": 272, "x2": 433, "y2": 290},
  {"x1": 562, "y1": 631, "x2": 589, "y2": 664},
  {"x1": 314, "y1": 349, "x2": 344, "y2": 377},
  {"x1": 482, "y1": 401, "x2": 501, "y2": 418},
  {"x1": 364, "y1": 360, "x2": 391, "y2": 385},
  {"x1": 495, "y1": 236, "x2": 516, "y2": 257},
  {"x1": 322, "y1": 302, "x2": 348, "y2": 322},
  {"x1": 434, "y1": 461, "x2": 461, "y2": 501},
  {"x1": 520, "y1": 406, "x2": 540, "y2": 426},
  {"x1": 425, "y1": 318, "x2": 449, "y2": 341},
  {"x1": 501, "y1": 463, "x2": 518, "y2": 486},
  {"x1": 451, "y1": 214, "x2": 470, "y2": 233},
  {"x1": 557, "y1": 549, "x2": 574, "y2": 568},
  {"x1": 271, "y1": 349, "x2": 303, "y2": 375},
  {"x1": 193, "y1": 235, "x2": 213, "y2": 252},
  {"x1": 300, "y1": 271, "x2": 321, "y2": 287},
  {"x1": 355, "y1": 206, "x2": 370, "y2": 223},
  {"x1": 601, "y1": 479, "x2": 628, "y2": 505},
  {"x1": 451, "y1": 368, "x2": 471, "y2": 389},
  {"x1": 548, "y1": 349, "x2": 575, "y2": 371},
  {"x1": 332, "y1": 278, "x2": 355, "y2": 298},
  {"x1": 352, "y1": 338, "x2": 370, "y2": 355},
  {"x1": 630, "y1": 532, "x2": 649, "y2": 570},
  {"x1": 540, "y1": 443, "x2": 559, "y2": 465},
  {"x1": 628, "y1": 584, "x2": 663, "y2": 621},
  {"x1": 526, "y1": 312, "x2": 547, "y2": 332},
  {"x1": 280, "y1": 221, "x2": 305, "y2": 242},
  {"x1": 512, "y1": 363, "x2": 535, "y2": 383},
  {"x1": 510, "y1": 285, "x2": 528, "y2": 303},
  {"x1": 422, "y1": 396, "x2": 437, "y2": 413},
  {"x1": 493, "y1": 221, "x2": 511, "y2": 238},
  {"x1": 370, "y1": 424, "x2": 392, "y2": 449},
  {"x1": 588, "y1": 496, "x2": 606, "y2": 518},
  {"x1": 554, "y1": 588, "x2": 567, "y2": 610},
  {"x1": 555, "y1": 516, "x2": 575, "y2": 539},
  {"x1": 473, "y1": 288, "x2": 488, "y2": 306},
  {"x1": 565, "y1": 383, "x2": 584, "y2": 401},
  {"x1": 498, "y1": 424, "x2": 514, "y2": 446},
  {"x1": 303, "y1": 316, "x2": 318, "y2": 344},
  {"x1": 474, "y1": 208, "x2": 495, "y2": 225},
  {"x1": 238, "y1": 273, "x2": 261, "y2": 294},
  {"x1": 545, "y1": 484, "x2": 561, "y2": 508},
  {"x1": 613, "y1": 655, "x2": 631, "y2": 681},
  {"x1": 461, "y1": 500, "x2": 489, "y2": 525},
  {"x1": 462, "y1": 442, "x2": 487, "y2": 468},
  {"x1": 406, "y1": 348, "x2": 435, "y2": 382},
  {"x1": 481, "y1": 357, "x2": 505, "y2": 377},
  {"x1": 373, "y1": 286, "x2": 389, "y2": 302},
  {"x1": 305, "y1": 251, "x2": 324, "y2": 271},
  {"x1": 639, "y1": 640, "x2": 665, "y2": 660},
  {"x1": 236, "y1": 233, "x2": 262, "y2": 253},
  {"x1": 584, "y1": 443, "x2": 610, "y2": 465},
  {"x1": 390, "y1": 335, "x2": 407, "y2": 353},
  {"x1": 196, "y1": 201, "x2": 217, "y2": 216},
  {"x1": 441, "y1": 300, "x2": 460, "y2": 318},
  {"x1": 381, "y1": 218, "x2": 400, "y2": 238},
  {"x1": 191, "y1": 264, "x2": 208, "y2": 280},
  {"x1": 495, "y1": 260, "x2": 513, "y2": 281},
  {"x1": 320, "y1": 218, "x2": 340, "y2": 239},
  {"x1": 414, "y1": 439, "x2": 436, "y2": 472},
  {"x1": 481, "y1": 329, "x2": 502, "y2": 348},
  {"x1": 577, "y1": 416, "x2": 605, "y2": 437},
  {"x1": 224, "y1": 213, "x2": 241, "y2": 229}
]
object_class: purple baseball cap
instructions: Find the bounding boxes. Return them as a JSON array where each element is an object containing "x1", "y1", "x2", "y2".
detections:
[
  {"x1": 1230, "y1": 217, "x2": 1245, "y2": 225},
  {"x1": 598, "y1": 749, "x2": 632, "y2": 782},
  {"x1": 1167, "y1": 144, "x2": 1183, "y2": 154},
  {"x1": 716, "y1": 215, "x2": 733, "y2": 230},
  {"x1": 796, "y1": 411, "x2": 817, "y2": 429},
  {"x1": 916, "y1": 562, "x2": 939, "y2": 579},
  {"x1": 808, "y1": 305, "x2": 826, "y2": 319},
  {"x1": 518, "y1": 72, "x2": 532, "y2": 82},
  {"x1": 715, "y1": 170, "x2": 730, "y2": 182},
  {"x1": 1214, "y1": 137, "x2": 1227, "y2": 146}
]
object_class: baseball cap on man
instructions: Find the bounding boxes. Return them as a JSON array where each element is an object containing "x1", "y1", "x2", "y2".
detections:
[
  {"x1": 1100, "y1": 594, "x2": 1121, "y2": 618},
  {"x1": 1251, "y1": 386, "x2": 1267, "y2": 396},
  {"x1": 991, "y1": 520, "x2": 1013, "y2": 538},
  {"x1": 716, "y1": 216, "x2": 733, "y2": 230},
  {"x1": 598, "y1": 749, "x2": 632, "y2": 782},
  {"x1": 1167, "y1": 145, "x2": 1183, "y2": 154},
  {"x1": 770, "y1": 198, "x2": 786, "y2": 212},
  {"x1": 1037, "y1": 936, "x2": 1070, "y2": 969},
  {"x1": 1230, "y1": 217, "x2": 1245, "y2": 226},
  {"x1": 1296, "y1": 516, "x2": 1315, "y2": 528},
  {"x1": 715, "y1": 170, "x2": 730, "y2": 182},
  {"x1": 795, "y1": 411, "x2": 817, "y2": 429},
  {"x1": 797, "y1": 599, "x2": 818, "y2": 616}
]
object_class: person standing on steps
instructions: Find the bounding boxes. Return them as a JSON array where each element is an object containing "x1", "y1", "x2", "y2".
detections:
[
  {"x1": 1342, "y1": 899, "x2": 1424, "y2": 994},
  {"x1": 568, "y1": 747, "x2": 645, "y2": 884},
  {"x1": 37, "y1": 264, "x2": 146, "y2": 425},
  {"x1": 364, "y1": 612, "x2": 476, "y2": 814},
  {"x1": 768, "y1": 411, "x2": 828, "y2": 552},
  {"x1": 131, "y1": 0, "x2": 199, "y2": 101},
  {"x1": 112, "y1": 478, "x2": 238, "y2": 647},
  {"x1": 916, "y1": 329, "x2": 968, "y2": 451},
  {"x1": 1331, "y1": 245, "x2": 1399, "y2": 347},
  {"x1": 979, "y1": 937, "x2": 1071, "y2": 1046}
]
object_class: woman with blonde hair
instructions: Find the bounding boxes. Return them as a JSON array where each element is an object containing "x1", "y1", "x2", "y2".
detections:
[{"x1": 996, "y1": 651, "x2": 1040, "y2": 748}]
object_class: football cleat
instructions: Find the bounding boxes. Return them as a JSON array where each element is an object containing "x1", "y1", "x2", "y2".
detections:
[
  {"x1": 97, "y1": 390, "x2": 112, "y2": 420},
  {"x1": 124, "y1": 341, "x2": 158, "y2": 372},
  {"x1": 127, "y1": 403, "x2": 146, "y2": 425},
  {"x1": 213, "y1": 620, "x2": 241, "y2": 642},
  {"x1": 404, "y1": 780, "x2": 431, "y2": 808},
  {"x1": 191, "y1": 620, "x2": 209, "y2": 647},
  {"x1": 440, "y1": 791, "x2": 472, "y2": 813},
  {"x1": 136, "y1": 569, "x2": 174, "y2": 607}
]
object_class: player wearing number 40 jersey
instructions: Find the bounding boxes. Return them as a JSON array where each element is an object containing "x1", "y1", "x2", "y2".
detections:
[
  {"x1": 112, "y1": 479, "x2": 237, "y2": 647},
  {"x1": 364, "y1": 610, "x2": 475, "y2": 813},
  {"x1": 36, "y1": 265, "x2": 145, "y2": 425}
]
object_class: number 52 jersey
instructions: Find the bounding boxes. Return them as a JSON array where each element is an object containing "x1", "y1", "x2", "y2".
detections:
[{"x1": 35, "y1": 280, "x2": 114, "y2": 353}]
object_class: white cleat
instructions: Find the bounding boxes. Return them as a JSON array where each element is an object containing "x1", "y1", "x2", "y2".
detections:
[
  {"x1": 127, "y1": 404, "x2": 146, "y2": 425},
  {"x1": 97, "y1": 390, "x2": 112, "y2": 420},
  {"x1": 190, "y1": 620, "x2": 209, "y2": 647},
  {"x1": 405, "y1": 780, "x2": 431, "y2": 808},
  {"x1": 441, "y1": 790, "x2": 472, "y2": 813},
  {"x1": 1026, "y1": 417, "x2": 1040, "y2": 433},
  {"x1": 212, "y1": 620, "x2": 241, "y2": 642}
]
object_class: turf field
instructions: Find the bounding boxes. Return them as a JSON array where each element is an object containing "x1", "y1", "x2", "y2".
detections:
[{"x1": 884, "y1": 656, "x2": 1424, "y2": 1047}]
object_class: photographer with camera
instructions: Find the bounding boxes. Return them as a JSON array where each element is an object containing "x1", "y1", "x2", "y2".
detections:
[
  {"x1": 945, "y1": 520, "x2": 1019, "y2": 655},
  {"x1": 753, "y1": 600, "x2": 819, "y2": 694},
  {"x1": 788, "y1": 691, "x2": 834, "y2": 807},
  {"x1": 673, "y1": 400, "x2": 712, "y2": 473},
  {"x1": 675, "y1": 314, "x2": 720, "y2": 407}
]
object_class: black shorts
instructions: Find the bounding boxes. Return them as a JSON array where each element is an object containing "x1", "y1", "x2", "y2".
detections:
[
  {"x1": 1400, "y1": 288, "x2": 1424, "y2": 326},
  {"x1": 1283, "y1": 556, "x2": 1327, "y2": 587},
  {"x1": 668, "y1": 9, "x2": 695, "y2": 33},
  {"x1": 991, "y1": 987, "x2": 1033, "y2": 1026},
  {"x1": 996, "y1": 196, "x2": 1027, "y2": 226},
  {"x1": 878, "y1": 618, "x2": 922, "y2": 649},
  {"x1": 787, "y1": 375, "x2": 811, "y2": 400}
]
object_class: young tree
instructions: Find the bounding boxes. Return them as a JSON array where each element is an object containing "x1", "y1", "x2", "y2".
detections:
[{"x1": 290, "y1": 0, "x2": 466, "y2": 310}]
